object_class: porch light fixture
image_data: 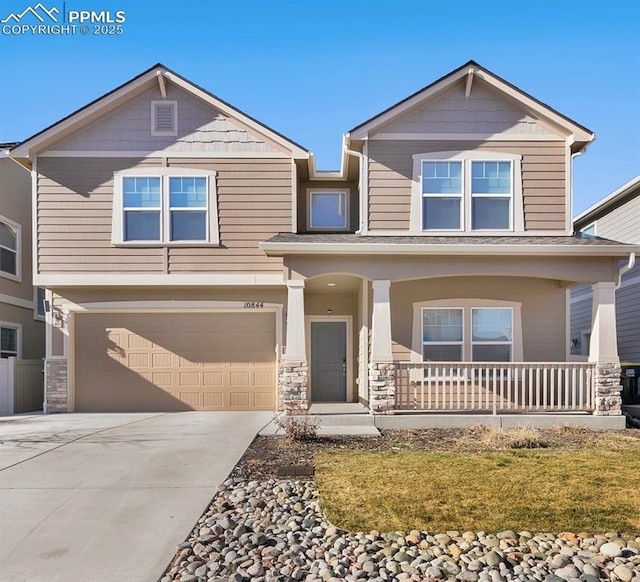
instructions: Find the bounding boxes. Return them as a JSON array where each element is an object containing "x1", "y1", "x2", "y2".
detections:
[{"x1": 326, "y1": 283, "x2": 337, "y2": 287}]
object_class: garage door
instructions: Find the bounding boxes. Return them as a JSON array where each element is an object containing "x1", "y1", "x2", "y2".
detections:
[{"x1": 74, "y1": 312, "x2": 276, "y2": 412}]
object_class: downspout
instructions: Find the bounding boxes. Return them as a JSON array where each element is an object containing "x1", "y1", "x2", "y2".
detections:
[
  {"x1": 343, "y1": 136, "x2": 364, "y2": 234},
  {"x1": 569, "y1": 149, "x2": 585, "y2": 234},
  {"x1": 617, "y1": 252, "x2": 636, "y2": 289}
]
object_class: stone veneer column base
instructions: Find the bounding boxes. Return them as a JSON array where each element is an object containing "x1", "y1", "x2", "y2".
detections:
[
  {"x1": 593, "y1": 362, "x2": 623, "y2": 416},
  {"x1": 45, "y1": 359, "x2": 68, "y2": 413},
  {"x1": 369, "y1": 362, "x2": 396, "y2": 414},
  {"x1": 278, "y1": 360, "x2": 309, "y2": 413}
]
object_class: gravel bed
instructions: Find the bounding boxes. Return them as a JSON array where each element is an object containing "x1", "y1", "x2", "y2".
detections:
[{"x1": 161, "y1": 478, "x2": 640, "y2": 582}]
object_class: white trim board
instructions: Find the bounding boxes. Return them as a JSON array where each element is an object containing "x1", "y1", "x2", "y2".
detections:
[
  {"x1": 37, "y1": 150, "x2": 295, "y2": 158},
  {"x1": 0, "y1": 293, "x2": 35, "y2": 310},
  {"x1": 369, "y1": 133, "x2": 566, "y2": 141},
  {"x1": 35, "y1": 273, "x2": 286, "y2": 287}
]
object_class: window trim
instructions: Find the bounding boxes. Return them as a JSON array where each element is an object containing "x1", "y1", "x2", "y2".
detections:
[
  {"x1": 307, "y1": 189, "x2": 350, "y2": 231},
  {"x1": 112, "y1": 168, "x2": 219, "y2": 246},
  {"x1": 411, "y1": 298, "x2": 523, "y2": 363},
  {"x1": 411, "y1": 151, "x2": 523, "y2": 234},
  {"x1": 0, "y1": 214, "x2": 21, "y2": 282},
  {"x1": 151, "y1": 100, "x2": 178, "y2": 136},
  {"x1": 0, "y1": 321, "x2": 21, "y2": 359}
]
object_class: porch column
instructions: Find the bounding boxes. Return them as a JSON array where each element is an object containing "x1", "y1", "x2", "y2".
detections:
[
  {"x1": 279, "y1": 280, "x2": 309, "y2": 412},
  {"x1": 589, "y1": 281, "x2": 622, "y2": 416},
  {"x1": 369, "y1": 280, "x2": 396, "y2": 414}
]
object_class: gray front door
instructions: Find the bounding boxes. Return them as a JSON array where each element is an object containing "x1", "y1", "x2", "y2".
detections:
[{"x1": 311, "y1": 321, "x2": 347, "y2": 402}]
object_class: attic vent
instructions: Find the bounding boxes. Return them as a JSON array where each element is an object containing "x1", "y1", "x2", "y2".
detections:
[{"x1": 151, "y1": 100, "x2": 177, "y2": 136}]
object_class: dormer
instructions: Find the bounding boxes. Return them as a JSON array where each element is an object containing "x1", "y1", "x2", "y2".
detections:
[{"x1": 346, "y1": 61, "x2": 594, "y2": 236}]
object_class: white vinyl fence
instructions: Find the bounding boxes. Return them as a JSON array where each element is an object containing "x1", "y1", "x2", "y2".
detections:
[{"x1": 0, "y1": 358, "x2": 44, "y2": 415}]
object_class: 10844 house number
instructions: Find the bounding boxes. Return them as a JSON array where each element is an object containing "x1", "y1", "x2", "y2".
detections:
[{"x1": 243, "y1": 302, "x2": 264, "y2": 308}]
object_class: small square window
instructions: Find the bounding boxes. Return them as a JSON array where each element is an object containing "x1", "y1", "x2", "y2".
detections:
[{"x1": 308, "y1": 191, "x2": 349, "y2": 230}]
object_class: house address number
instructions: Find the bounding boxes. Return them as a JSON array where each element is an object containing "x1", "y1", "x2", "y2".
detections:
[{"x1": 243, "y1": 302, "x2": 264, "y2": 308}]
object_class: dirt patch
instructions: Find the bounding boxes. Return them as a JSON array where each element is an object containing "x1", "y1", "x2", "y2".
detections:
[{"x1": 230, "y1": 426, "x2": 640, "y2": 481}]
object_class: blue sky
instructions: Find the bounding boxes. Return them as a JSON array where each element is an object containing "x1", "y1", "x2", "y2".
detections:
[{"x1": 1, "y1": 0, "x2": 638, "y2": 214}]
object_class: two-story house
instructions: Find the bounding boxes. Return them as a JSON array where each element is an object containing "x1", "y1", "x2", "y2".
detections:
[
  {"x1": 9, "y1": 62, "x2": 636, "y2": 426},
  {"x1": 0, "y1": 145, "x2": 45, "y2": 414}
]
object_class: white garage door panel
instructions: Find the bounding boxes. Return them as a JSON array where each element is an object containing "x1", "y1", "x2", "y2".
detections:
[{"x1": 75, "y1": 312, "x2": 276, "y2": 412}]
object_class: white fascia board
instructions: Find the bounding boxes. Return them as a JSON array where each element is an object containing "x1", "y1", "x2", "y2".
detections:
[
  {"x1": 574, "y1": 175, "x2": 640, "y2": 226},
  {"x1": 349, "y1": 68, "x2": 469, "y2": 139},
  {"x1": 163, "y1": 71, "x2": 309, "y2": 159},
  {"x1": 35, "y1": 273, "x2": 286, "y2": 287},
  {"x1": 472, "y1": 70, "x2": 594, "y2": 143},
  {"x1": 259, "y1": 241, "x2": 640, "y2": 257},
  {"x1": 11, "y1": 70, "x2": 160, "y2": 158}
]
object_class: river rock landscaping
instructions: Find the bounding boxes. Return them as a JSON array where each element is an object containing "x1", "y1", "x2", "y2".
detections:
[{"x1": 161, "y1": 428, "x2": 640, "y2": 582}]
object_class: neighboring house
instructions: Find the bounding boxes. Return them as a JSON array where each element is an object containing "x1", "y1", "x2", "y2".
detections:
[
  {"x1": 0, "y1": 144, "x2": 45, "y2": 414},
  {"x1": 8, "y1": 62, "x2": 638, "y2": 425},
  {"x1": 571, "y1": 176, "x2": 640, "y2": 364}
]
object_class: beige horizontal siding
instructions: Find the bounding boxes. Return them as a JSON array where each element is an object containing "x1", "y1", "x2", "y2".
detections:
[
  {"x1": 36, "y1": 157, "x2": 291, "y2": 275},
  {"x1": 367, "y1": 140, "x2": 566, "y2": 231}
]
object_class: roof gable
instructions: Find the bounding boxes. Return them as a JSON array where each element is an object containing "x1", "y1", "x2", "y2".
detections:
[
  {"x1": 349, "y1": 61, "x2": 594, "y2": 148},
  {"x1": 11, "y1": 64, "x2": 308, "y2": 159}
]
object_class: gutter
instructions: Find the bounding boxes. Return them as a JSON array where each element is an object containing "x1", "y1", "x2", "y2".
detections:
[{"x1": 260, "y1": 241, "x2": 640, "y2": 258}]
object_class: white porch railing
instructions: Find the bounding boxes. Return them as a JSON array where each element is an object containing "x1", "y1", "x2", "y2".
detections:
[{"x1": 395, "y1": 362, "x2": 596, "y2": 413}]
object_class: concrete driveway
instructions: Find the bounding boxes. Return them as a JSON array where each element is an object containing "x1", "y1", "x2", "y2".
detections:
[{"x1": 0, "y1": 411, "x2": 274, "y2": 582}]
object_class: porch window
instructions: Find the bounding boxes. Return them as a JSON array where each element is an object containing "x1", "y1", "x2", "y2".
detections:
[
  {"x1": 112, "y1": 168, "x2": 219, "y2": 245},
  {"x1": 0, "y1": 325, "x2": 18, "y2": 358},
  {"x1": 471, "y1": 308, "x2": 513, "y2": 361},
  {"x1": 415, "y1": 300, "x2": 521, "y2": 363},
  {"x1": 0, "y1": 216, "x2": 19, "y2": 279},
  {"x1": 422, "y1": 308, "x2": 463, "y2": 361},
  {"x1": 308, "y1": 190, "x2": 349, "y2": 230}
]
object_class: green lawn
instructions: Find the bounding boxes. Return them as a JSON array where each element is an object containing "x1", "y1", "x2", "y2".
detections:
[{"x1": 315, "y1": 445, "x2": 640, "y2": 533}]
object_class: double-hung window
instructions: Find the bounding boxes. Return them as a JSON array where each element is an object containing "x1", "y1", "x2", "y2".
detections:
[
  {"x1": 422, "y1": 162, "x2": 463, "y2": 230},
  {"x1": 0, "y1": 216, "x2": 19, "y2": 280},
  {"x1": 415, "y1": 300, "x2": 522, "y2": 363},
  {"x1": 113, "y1": 169, "x2": 218, "y2": 245},
  {"x1": 413, "y1": 152, "x2": 521, "y2": 233}
]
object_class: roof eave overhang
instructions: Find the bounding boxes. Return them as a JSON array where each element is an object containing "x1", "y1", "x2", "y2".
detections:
[
  {"x1": 260, "y1": 242, "x2": 639, "y2": 258},
  {"x1": 349, "y1": 63, "x2": 594, "y2": 145},
  {"x1": 574, "y1": 175, "x2": 640, "y2": 228},
  {"x1": 10, "y1": 65, "x2": 310, "y2": 160}
]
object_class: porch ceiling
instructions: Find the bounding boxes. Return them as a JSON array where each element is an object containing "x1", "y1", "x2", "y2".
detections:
[{"x1": 305, "y1": 274, "x2": 362, "y2": 294}]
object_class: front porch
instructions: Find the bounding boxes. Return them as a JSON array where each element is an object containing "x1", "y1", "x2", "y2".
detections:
[{"x1": 275, "y1": 257, "x2": 626, "y2": 426}]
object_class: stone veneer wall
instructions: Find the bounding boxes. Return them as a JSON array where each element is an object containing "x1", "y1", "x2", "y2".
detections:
[
  {"x1": 278, "y1": 360, "x2": 309, "y2": 413},
  {"x1": 45, "y1": 359, "x2": 68, "y2": 413},
  {"x1": 368, "y1": 362, "x2": 396, "y2": 414},
  {"x1": 593, "y1": 362, "x2": 623, "y2": 416}
]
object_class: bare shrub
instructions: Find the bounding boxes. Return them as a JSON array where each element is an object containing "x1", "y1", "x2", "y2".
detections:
[
  {"x1": 275, "y1": 411, "x2": 319, "y2": 441},
  {"x1": 459, "y1": 425, "x2": 548, "y2": 450}
]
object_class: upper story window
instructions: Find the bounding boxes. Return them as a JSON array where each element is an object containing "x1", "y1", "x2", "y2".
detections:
[
  {"x1": 151, "y1": 101, "x2": 178, "y2": 136},
  {"x1": 411, "y1": 151, "x2": 523, "y2": 233},
  {"x1": 308, "y1": 189, "x2": 349, "y2": 230},
  {"x1": 0, "y1": 216, "x2": 20, "y2": 281},
  {"x1": 0, "y1": 324, "x2": 19, "y2": 358},
  {"x1": 112, "y1": 168, "x2": 219, "y2": 245}
]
